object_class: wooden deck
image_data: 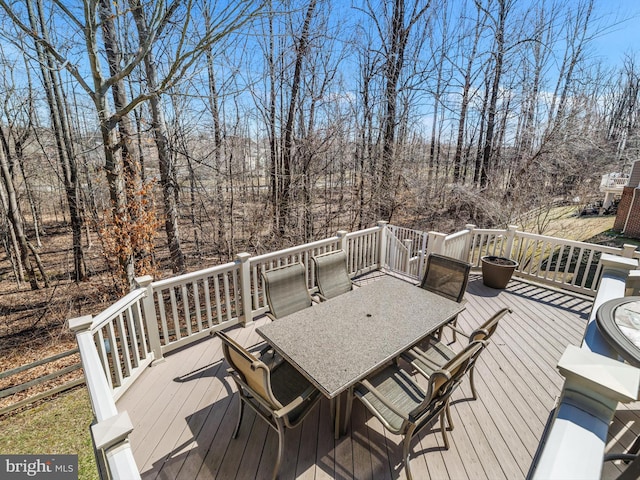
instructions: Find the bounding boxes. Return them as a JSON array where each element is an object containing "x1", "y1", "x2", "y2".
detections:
[{"x1": 117, "y1": 274, "x2": 640, "y2": 479}]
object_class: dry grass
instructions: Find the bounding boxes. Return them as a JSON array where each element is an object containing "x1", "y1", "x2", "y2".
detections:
[{"x1": 519, "y1": 205, "x2": 616, "y2": 240}]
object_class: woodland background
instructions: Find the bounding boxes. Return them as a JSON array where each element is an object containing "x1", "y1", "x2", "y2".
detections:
[{"x1": 0, "y1": 0, "x2": 638, "y2": 362}]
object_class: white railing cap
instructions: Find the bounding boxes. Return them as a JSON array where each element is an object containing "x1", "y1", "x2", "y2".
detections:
[
  {"x1": 69, "y1": 315, "x2": 94, "y2": 333},
  {"x1": 600, "y1": 253, "x2": 638, "y2": 276},
  {"x1": 558, "y1": 345, "x2": 640, "y2": 404},
  {"x1": 92, "y1": 411, "x2": 135, "y2": 451}
]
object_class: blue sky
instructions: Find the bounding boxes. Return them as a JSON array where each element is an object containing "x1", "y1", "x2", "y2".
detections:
[{"x1": 591, "y1": 0, "x2": 640, "y2": 67}]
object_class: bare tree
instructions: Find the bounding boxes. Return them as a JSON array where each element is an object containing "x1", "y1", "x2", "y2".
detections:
[
  {"x1": 369, "y1": 0, "x2": 431, "y2": 221},
  {"x1": 0, "y1": 0, "x2": 264, "y2": 287}
]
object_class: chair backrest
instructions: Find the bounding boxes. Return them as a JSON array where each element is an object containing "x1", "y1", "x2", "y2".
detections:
[
  {"x1": 469, "y1": 307, "x2": 512, "y2": 343},
  {"x1": 312, "y1": 250, "x2": 352, "y2": 299},
  {"x1": 217, "y1": 331, "x2": 282, "y2": 410},
  {"x1": 262, "y1": 262, "x2": 313, "y2": 319},
  {"x1": 420, "y1": 253, "x2": 471, "y2": 303},
  {"x1": 412, "y1": 340, "x2": 484, "y2": 419}
]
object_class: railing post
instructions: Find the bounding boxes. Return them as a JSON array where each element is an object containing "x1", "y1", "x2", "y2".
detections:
[
  {"x1": 504, "y1": 225, "x2": 519, "y2": 258},
  {"x1": 135, "y1": 275, "x2": 163, "y2": 364},
  {"x1": 69, "y1": 315, "x2": 141, "y2": 480},
  {"x1": 337, "y1": 230, "x2": 348, "y2": 252},
  {"x1": 622, "y1": 244, "x2": 637, "y2": 258},
  {"x1": 625, "y1": 270, "x2": 640, "y2": 296},
  {"x1": 464, "y1": 224, "x2": 476, "y2": 263},
  {"x1": 417, "y1": 231, "x2": 428, "y2": 278},
  {"x1": 237, "y1": 252, "x2": 253, "y2": 326},
  {"x1": 427, "y1": 231, "x2": 446, "y2": 255},
  {"x1": 377, "y1": 221, "x2": 388, "y2": 268}
]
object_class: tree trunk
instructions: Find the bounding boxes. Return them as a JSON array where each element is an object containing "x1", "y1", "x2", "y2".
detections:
[
  {"x1": 479, "y1": 0, "x2": 506, "y2": 190},
  {"x1": 130, "y1": 0, "x2": 186, "y2": 274},
  {"x1": 279, "y1": 0, "x2": 317, "y2": 236},
  {"x1": 29, "y1": 0, "x2": 87, "y2": 281},
  {"x1": 0, "y1": 144, "x2": 40, "y2": 290}
]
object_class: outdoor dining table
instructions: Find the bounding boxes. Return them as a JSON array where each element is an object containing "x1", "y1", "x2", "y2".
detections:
[
  {"x1": 256, "y1": 274, "x2": 466, "y2": 438},
  {"x1": 596, "y1": 296, "x2": 640, "y2": 368}
]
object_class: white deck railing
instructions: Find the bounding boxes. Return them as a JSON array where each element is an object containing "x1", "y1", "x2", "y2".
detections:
[
  {"x1": 528, "y1": 254, "x2": 640, "y2": 479},
  {"x1": 71, "y1": 220, "x2": 640, "y2": 479},
  {"x1": 600, "y1": 173, "x2": 629, "y2": 190},
  {"x1": 445, "y1": 225, "x2": 640, "y2": 297}
]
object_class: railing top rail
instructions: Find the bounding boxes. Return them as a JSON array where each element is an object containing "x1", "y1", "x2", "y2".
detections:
[
  {"x1": 471, "y1": 228, "x2": 508, "y2": 234},
  {"x1": 90, "y1": 288, "x2": 147, "y2": 333},
  {"x1": 514, "y1": 230, "x2": 625, "y2": 253},
  {"x1": 151, "y1": 260, "x2": 238, "y2": 290},
  {"x1": 346, "y1": 226, "x2": 380, "y2": 237},
  {"x1": 444, "y1": 229, "x2": 472, "y2": 240},
  {"x1": 251, "y1": 236, "x2": 340, "y2": 264}
]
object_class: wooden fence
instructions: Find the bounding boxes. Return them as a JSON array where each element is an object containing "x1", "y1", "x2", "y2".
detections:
[{"x1": 0, "y1": 348, "x2": 84, "y2": 415}]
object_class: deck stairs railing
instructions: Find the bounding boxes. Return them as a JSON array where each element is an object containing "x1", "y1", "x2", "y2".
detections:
[{"x1": 70, "y1": 221, "x2": 640, "y2": 479}]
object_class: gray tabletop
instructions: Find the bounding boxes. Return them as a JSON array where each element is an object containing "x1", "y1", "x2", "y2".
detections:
[{"x1": 257, "y1": 275, "x2": 465, "y2": 398}]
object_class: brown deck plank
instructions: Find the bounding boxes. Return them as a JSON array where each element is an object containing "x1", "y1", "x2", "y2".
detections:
[{"x1": 116, "y1": 275, "x2": 638, "y2": 480}]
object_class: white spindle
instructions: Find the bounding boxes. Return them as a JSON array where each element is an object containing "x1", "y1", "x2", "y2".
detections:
[
  {"x1": 181, "y1": 284, "x2": 191, "y2": 337},
  {"x1": 203, "y1": 278, "x2": 212, "y2": 329},
  {"x1": 157, "y1": 291, "x2": 168, "y2": 346},
  {"x1": 105, "y1": 321, "x2": 122, "y2": 387},
  {"x1": 117, "y1": 312, "x2": 132, "y2": 375},
  {"x1": 193, "y1": 280, "x2": 202, "y2": 332}
]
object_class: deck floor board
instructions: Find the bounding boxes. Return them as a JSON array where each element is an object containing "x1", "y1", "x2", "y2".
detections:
[{"x1": 116, "y1": 275, "x2": 640, "y2": 479}]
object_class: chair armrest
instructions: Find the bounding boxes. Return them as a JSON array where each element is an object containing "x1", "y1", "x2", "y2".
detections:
[
  {"x1": 274, "y1": 385, "x2": 319, "y2": 418},
  {"x1": 444, "y1": 323, "x2": 469, "y2": 338},
  {"x1": 357, "y1": 378, "x2": 409, "y2": 420},
  {"x1": 400, "y1": 347, "x2": 443, "y2": 371}
]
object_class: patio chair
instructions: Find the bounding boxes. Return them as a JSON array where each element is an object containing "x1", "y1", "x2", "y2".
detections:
[
  {"x1": 262, "y1": 262, "x2": 313, "y2": 320},
  {"x1": 604, "y1": 443, "x2": 640, "y2": 479},
  {"x1": 217, "y1": 330, "x2": 321, "y2": 480},
  {"x1": 403, "y1": 307, "x2": 512, "y2": 400},
  {"x1": 420, "y1": 253, "x2": 472, "y2": 341},
  {"x1": 351, "y1": 340, "x2": 484, "y2": 480},
  {"x1": 312, "y1": 249, "x2": 354, "y2": 300}
]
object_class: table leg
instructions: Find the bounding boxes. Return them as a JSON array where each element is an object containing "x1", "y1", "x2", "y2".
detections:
[
  {"x1": 333, "y1": 397, "x2": 341, "y2": 439},
  {"x1": 330, "y1": 390, "x2": 355, "y2": 439}
]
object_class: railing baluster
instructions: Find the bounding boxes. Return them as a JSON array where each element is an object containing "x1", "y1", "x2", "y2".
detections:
[
  {"x1": 117, "y1": 313, "x2": 132, "y2": 377},
  {"x1": 193, "y1": 280, "x2": 202, "y2": 332},
  {"x1": 214, "y1": 275, "x2": 223, "y2": 324},
  {"x1": 570, "y1": 247, "x2": 584, "y2": 287},
  {"x1": 552, "y1": 244, "x2": 563, "y2": 283},
  {"x1": 581, "y1": 249, "x2": 595, "y2": 289},
  {"x1": 169, "y1": 288, "x2": 180, "y2": 341},
  {"x1": 105, "y1": 321, "x2": 122, "y2": 388},
  {"x1": 562, "y1": 245, "x2": 575, "y2": 285},
  {"x1": 125, "y1": 306, "x2": 140, "y2": 368},
  {"x1": 157, "y1": 290, "x2": 168, "y2": 345},
  {"x1": 223, "y1": 273, "x2": 232, "y2": 322},
  {"x1": 203, "y1": 277, "x2": 212, "y2": 329},
  {"x1": 95, "y1": 329, "x2": 113, "y2": 390},
  {"x1": 181, "y1": 284, "x2": 191, "y2": 337},
  {"x1": 232, "y1": 269, "x2": 241, "y2": 319}
]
